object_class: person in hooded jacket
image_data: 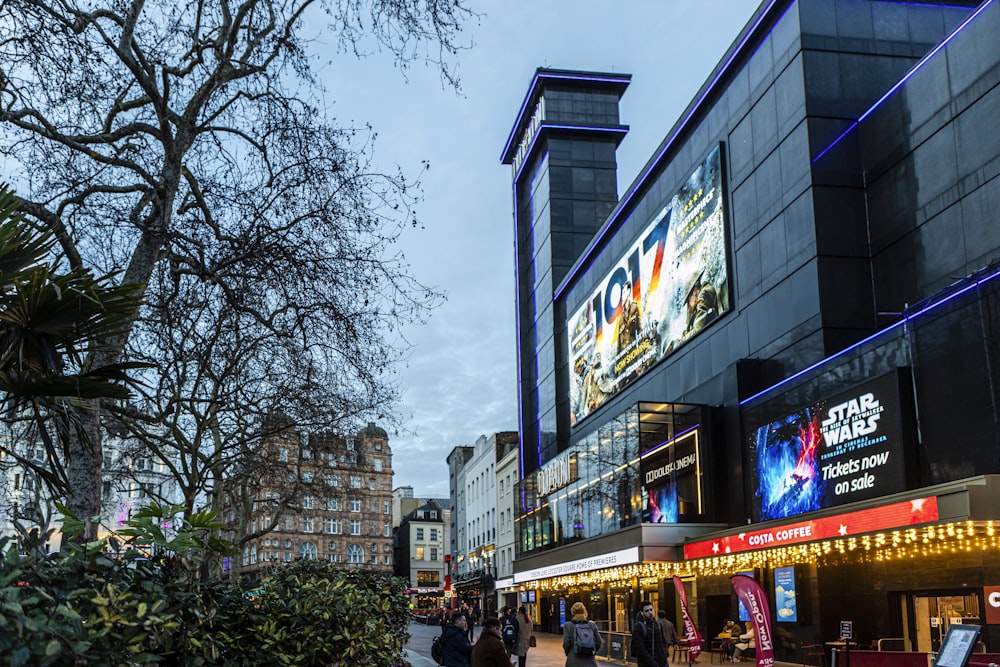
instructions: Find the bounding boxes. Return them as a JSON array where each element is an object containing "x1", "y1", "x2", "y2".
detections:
[
  {"x1": 471, "y1": 618, "x2": 510, "y2": 667},
  {"x1": 632, "y1": 600, "x2": 668, "y2": 667},
  {"x1": 441, "y1": 611, "x2": 473, "y2": 667},
  {"x1": 513, "y1": 606, "x2": 533, "y2": 667}
]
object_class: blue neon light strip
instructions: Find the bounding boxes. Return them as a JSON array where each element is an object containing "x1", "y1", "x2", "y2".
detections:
[
  {"x1": 502, "y1": 70, "x2": 631, "y2": 163},
  {"x1": 812, "y1": 0, "x2": 994, "y2": 164},
  {"x1": 740, "y1": 263, "x2": 1000, "y2": 406},
  {"x1": 510, "y1": 123, "x2": 630, "y2": 185},
  {"x1": 552, "y1": 0, "x2": 784, "y2": 302}
]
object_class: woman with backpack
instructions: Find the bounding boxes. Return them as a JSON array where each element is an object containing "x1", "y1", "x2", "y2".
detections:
[
  {"x1": 513, "y1": 606, "x2": 533, "y2": 667},
  {"x1": 563, "y1": 602, "x2": 602, "y2": 666}
]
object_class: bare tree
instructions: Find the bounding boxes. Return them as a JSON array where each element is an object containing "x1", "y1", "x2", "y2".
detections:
[{"x1": 0, "y1": 0, "x2": 468, "y2": 540}]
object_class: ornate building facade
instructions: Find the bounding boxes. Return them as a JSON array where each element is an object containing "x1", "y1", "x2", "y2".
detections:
[{"x1": 239, "y1": 422, "x2": 394, "y2": 577}]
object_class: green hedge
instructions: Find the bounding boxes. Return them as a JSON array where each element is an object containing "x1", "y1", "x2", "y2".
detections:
[{"x1": 0, "y1": 505, "x2": 410, "y2": 666}]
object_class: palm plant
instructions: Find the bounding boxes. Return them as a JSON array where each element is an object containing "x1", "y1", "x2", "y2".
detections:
[{"x1": 0, "y1": 182, "x2": 145, "y2": 498}]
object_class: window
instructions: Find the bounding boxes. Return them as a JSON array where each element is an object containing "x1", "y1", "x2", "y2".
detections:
[
  {"x1": 375, "y1": 442, "x2": 382, "y2": 451},
  {"x1": 431, "y1": 548, "x2": 438, "y2": 561},
  {"x1": 384, "y1": 522, "x2": 391, "y2": 537},
  {"x1": 283, "y1": 552, "x2": 292, "y2": 562},
  {"x1": 416, "y1": 528, "x2": 424, "y2": 540},
  {"x1": 347, "y1": 544, "x2": 364, "y2": 564},
  {"x1": 350, "y1": 476, "x2": 361, "y2": 489},
  {"x1": 324, "y1": 518, "x2": 341, "y2": 534},
  {"x1": 303, "y1": 495, "x2": 313, "y2": 510},
  {"x1": 430, "y1": 529, "x2": 438, "y2": 541},
  {"x1": 250, "y1": 545, "x2": 257, "y2": 564},
  {"x1": 304, "y1": 517, "x2": 314, "y2": 533},
  {"x1": 430, "y1": 511, "x2": 437, "y2": 520},
  {"x1": 284, "y1": 539, "x2": 292, "y2": 548},
  {"x1": 373, "y1": 458, "x2": 382, "y2": 472},
  {"x1": 347, "y1": 438, "x2": 355, "y2": 451},
  {"x1": 302, "y1": 471, "x2": 314, "y2": 483},
  {"x1": 278, "y1": 448, "x2": 288, "y2": 462},
  {"x1": 370, "y1": 556, "x2": 377, "y2": 565},
  {"x1": 299, "y1": 542, "x2": 317, "y2": 559},
  {"x1": 415, "y1": 546, "x2": 425, "y2": 560},
  {"x1": 301, "y1": 448, "x2": 312, "y2": 460},
  {"x1": 368, "y1": 479, "x2": 376, "y2": 490},
  {"x1": 384, "y1": 555, "x2": 391, "y2": 565},
  {"x1": 350, "y1": 499, "x2": 361, "y2": 513},
  {"x1": 383, "y1": 501, "x2": 390, "y2": 515},
  {"x1": 370, "y1": 543, "x2": 378, "y2": 552},
  {"x1": 328, "y1": 542, "x2": 337, "y2": 551},
  {"x1": 350, "y1": 520, "x2": 361, "y2": 535}
]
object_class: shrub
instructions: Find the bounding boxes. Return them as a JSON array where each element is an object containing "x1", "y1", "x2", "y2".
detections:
[{"x1": 0, "y1": 506, "x2": 410, "y2": 666}]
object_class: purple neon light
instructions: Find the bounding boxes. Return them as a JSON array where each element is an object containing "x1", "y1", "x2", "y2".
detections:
[
  {"x1": 510, "y1": 123, "x2": 630, "y2": 184},
  {"x1": 640, "y1": 423, "x2": 700, "y2": 458},
  {"x1": 502, "y1": 70, "x2": 631, "y2": 162},
  {"x1": 740, "y1": 263, "x2": 1000, "y2": 406},
  {"x1": 812, "y1": 0, "x2": 994, "y2": 164},
  {"x1": 551, "y1": 0, "x2": 784, "y2": 302}
]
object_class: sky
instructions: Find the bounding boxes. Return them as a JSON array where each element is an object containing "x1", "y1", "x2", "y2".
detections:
[{"x1": 316, "y1": 1, "x2": 764, "y2": 498}]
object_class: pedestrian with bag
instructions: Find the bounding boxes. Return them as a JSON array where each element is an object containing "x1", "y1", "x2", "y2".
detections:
[
  {"x1": 563, "y1": 601, "x2": 603, "y2": 667},
  {"x1": 513, "y1": 606, "x2": 533, "y2": 667},
  {"x1": 500, "y1": 606, "x2": 519, "y2": 658},
  {"x1": 632, "y1": 600, "x2": 668, "y2": 667}
]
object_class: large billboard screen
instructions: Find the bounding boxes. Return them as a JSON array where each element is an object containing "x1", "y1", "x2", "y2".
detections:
[
  {"x1": 568, "y1": 145, "x2": 730, "y2": 424},
  {"x1": 748, "y1": 371, "x2": 910, "y2": 522}
]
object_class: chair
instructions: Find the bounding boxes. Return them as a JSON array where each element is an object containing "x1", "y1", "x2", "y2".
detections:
[
  {"x1": 802, "y1": 641, "x2": 827, "y2": 667},
  {"x1": 673, "y1": 641, "x2": 691, "y2": 664}
]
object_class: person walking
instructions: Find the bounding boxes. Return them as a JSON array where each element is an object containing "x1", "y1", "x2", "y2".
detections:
[
  {"x1": 500, "y1": 606, "x2": 519, "y2": 658},
  {"x1": 632, "y1": 600, "x2": 667, "y2": 667},
  {"x1": 657, "y1": 610, "x2": 678, "y2": 662},
  {"x1": 472, "y1": 618, "x2": 511, "y2": 667},
  {"x1": 563, "y1": 601, "x2": 602, "y2": 667},
  {"x1": 441, "y1": 610, "x2": 473, "y2": 667},
  {"x1": 513, "y1": 606, "x2": 533, "y2": 667}
]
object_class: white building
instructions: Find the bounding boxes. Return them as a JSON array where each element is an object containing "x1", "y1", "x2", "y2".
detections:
[
  {"x1": 451, "y1": 432, "x2": 516, "y2": 617},
  {"x1": 494, "y1": 434, "x2": 519, "y2": 612}
]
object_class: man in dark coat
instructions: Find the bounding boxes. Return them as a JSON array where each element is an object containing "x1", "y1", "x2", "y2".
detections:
[
  {"x1": 632, "y1": 600, "x2": 667, "y2": 667},
  {"x1": 441, "y1": 611, "x2": 473, "y2": 667},
  {"x1": 471, "y1": 618, "x2": 510, "y2": 667}
]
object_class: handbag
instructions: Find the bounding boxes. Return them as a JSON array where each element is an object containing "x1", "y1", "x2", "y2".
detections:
[{"x1": 529, "y1": 635, "x2": 537, "y2": 647}]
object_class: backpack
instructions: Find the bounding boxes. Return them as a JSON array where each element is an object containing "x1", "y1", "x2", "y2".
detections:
[
  {"x1": 502, "y1": 617, "x2": 518, "y2": 643},
  {"x1": 431, "y1": 634, "x2": 444, "y2": 665},
  {"x1": 572, "y1": 620, "x2": 596, "y2": 656}
]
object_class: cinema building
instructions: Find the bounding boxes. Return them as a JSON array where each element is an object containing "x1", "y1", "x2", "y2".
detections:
[{"x1": 501, "y1": 0, "x2": 1000, "y2": 659}]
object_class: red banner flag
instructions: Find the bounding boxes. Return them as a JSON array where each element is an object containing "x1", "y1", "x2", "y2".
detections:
[
  {"x1": 672, "y1": 576, "x2": 704, "y2": 660},
  {"x1": 730, "y1": 574, "x2": 774, "y2": 667}
]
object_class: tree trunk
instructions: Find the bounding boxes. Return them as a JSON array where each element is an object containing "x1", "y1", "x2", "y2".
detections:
[{"x1": 65, "y1": 399, "x2": 104, "y2": 542}]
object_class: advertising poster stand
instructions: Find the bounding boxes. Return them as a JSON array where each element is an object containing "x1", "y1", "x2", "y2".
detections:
[{"x1": 933, "y1": 624, "x2": 981, "y2": 667}]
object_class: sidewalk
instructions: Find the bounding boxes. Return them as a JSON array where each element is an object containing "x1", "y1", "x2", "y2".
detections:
[{"x1": 404, "y1": 621, "x2": 804, "y2": 667}]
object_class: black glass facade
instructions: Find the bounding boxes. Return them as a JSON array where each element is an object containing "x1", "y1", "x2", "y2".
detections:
[{"x1": 503, "y1": 0, "x2": 1000, "y2": 660}]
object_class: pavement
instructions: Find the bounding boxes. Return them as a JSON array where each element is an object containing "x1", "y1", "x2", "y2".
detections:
[{"x1": 403, "y1": 620, "x2": 802, "y2": 667}]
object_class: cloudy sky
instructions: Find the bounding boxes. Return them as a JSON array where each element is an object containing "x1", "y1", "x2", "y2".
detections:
[{"x1": 318, "y1": 1, "x2": 762, "y2": 497}]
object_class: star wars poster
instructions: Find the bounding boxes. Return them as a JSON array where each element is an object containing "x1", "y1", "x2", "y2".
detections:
[
  {"x1": 747, "y1": 371, "x2": 910, "y2": 522},
  {"x1": 568, "y1": 144, "x2": 731, "y2": 425}
]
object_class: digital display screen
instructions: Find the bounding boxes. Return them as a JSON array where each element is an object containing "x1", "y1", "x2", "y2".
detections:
[
  {"x1": 520, "y1": 592, "x2": 528, "y2": 603},
  {"x1": 747, "y1": 371, "x2": 909, "y2": 522},
  {"x1": 568, "y1": 145, "x2": 730, "y2": 424},
  {"x1": 528, "y1": 591, "x2": 536, "y2": 603},
  {"x1": 641, "y1": 430, "x2": 701, "y2": 523},
  {"x1": 774, "y1": 566, "x2": 797, "y2": 622}
]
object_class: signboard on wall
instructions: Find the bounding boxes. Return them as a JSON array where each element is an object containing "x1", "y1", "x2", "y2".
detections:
[
  {"x1": 748, "y1": 371, "x2": 910, "y2": 522},
  {"x1": 641, "y1": 430, "x2": 701, "y2": 523},
  {"x1": 568, "y1": 144, "x2": 731, "y2": 424},
  {"x1": 774, "y1": 567, "x2": 798, "y2": 623}
]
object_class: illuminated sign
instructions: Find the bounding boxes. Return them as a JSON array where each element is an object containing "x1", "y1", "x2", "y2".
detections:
[
  {"x1": 512, "y1": 96, "x2": 545, "y2": 175},
  {"x1": 568, "y1": 145, "x2": 730, "y2": 424},
  {"x1": 684, "y1": 496, "x2": 939, "y2": 559},
  {"x1": 641, "y1": 430, "x2": 702, "y2": 523},
  {"x1": 984, "y1": 586, "x2": 1000, "y2": 625},
  {"x1": 747, "y1": 371, "x2": 910, "y2": 522},
  {"x1": 774, "y1": 566, "x2": 797, "y2": 623},
  {"x1": 513, "y1": 546, "x2": 640, "y2": 583}
]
